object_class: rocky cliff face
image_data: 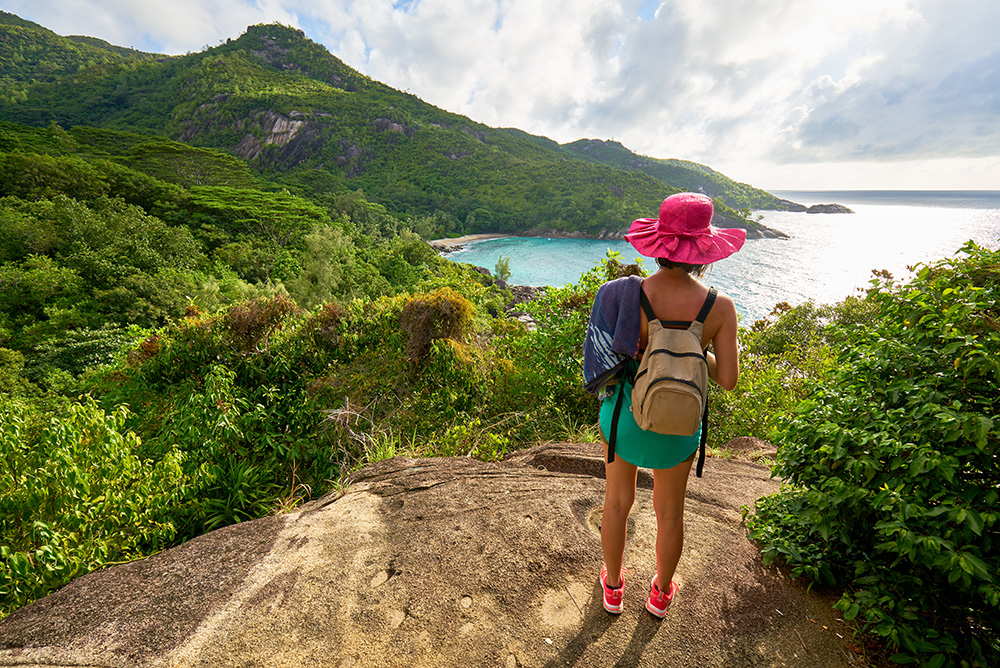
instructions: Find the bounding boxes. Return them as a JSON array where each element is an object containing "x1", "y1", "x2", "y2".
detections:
[
  {"x1": 231, "y1": 109, "x2": 307, "y2": 161},
  {"x1": 186, "y1": 103, "x2": 416, "y2": 173},
  {"x1": 250, "y1": 33, "x2": 304, "y2": 71}
]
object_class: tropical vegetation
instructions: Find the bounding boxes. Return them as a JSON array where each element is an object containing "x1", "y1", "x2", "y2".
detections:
[
  {"x1": 0, "y1": 12, "x2": 997, "y2": 668},
  {"x1": 746, "y1": 246, "x2": 1000, "y2": 668}
]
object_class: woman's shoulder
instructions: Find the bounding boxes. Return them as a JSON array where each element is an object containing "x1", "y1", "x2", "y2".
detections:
[
  {"x1": 706, "y1": 288, "x2": 738, "y2": 322},
  {"x1": 711, "y1": 287, "x2": 735, "y2": 304},
  {"x1": 708, "y1": 286, "x2": 734, "y2": 303}
]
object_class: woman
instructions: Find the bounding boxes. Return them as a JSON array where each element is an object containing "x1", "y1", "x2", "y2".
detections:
[{"x1": 582, "y1": 192, "x2": 745, "y2": 617}]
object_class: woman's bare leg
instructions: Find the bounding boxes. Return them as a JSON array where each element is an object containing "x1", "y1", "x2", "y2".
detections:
[
  {"x1": 651, "y1": 455, "x2": 695, "y2": 591},
  {"x1": 602, "y1": 440, "x2": 638, "y2": 587}
]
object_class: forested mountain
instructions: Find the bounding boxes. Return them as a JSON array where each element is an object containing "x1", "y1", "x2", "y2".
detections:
[
  {"x1": 0, "y1": 15, "x2": 783, "y2": 236},
  {"x1": 0, "y1": 11, "x2": 159, "y2": 106},
  {"x1": 563, "y1": 139, "x2": 794, "y2": 211}
]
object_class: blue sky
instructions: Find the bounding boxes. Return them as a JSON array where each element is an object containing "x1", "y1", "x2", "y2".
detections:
[{"x1": 3, "y1": 0, "x2": 998, "y2": 190}]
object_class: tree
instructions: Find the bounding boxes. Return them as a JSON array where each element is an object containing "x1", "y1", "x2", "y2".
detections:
[
  {"x1": 494, "y1": 255, "x2": 511, "y2": 283},
  {"x1": 284, "y1": 225, "x2": 353, "y2": 309}
]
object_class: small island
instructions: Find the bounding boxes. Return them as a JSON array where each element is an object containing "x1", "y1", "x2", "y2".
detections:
[
  {"x1": 805, "y1": 203, "x2": 855, "y2": 214},
  {"x1": 773, "y1": 199, "x2": 855, "y2": 214}
]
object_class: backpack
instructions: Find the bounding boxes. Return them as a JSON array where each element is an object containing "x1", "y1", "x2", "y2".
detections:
[{"x1": 606, "y1": 285, "x2": 716, "y2": 477}]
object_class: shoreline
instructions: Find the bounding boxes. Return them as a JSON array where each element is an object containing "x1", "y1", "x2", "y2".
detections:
[
  {"x1": 428, "y1": 214, "x2": 790, "y2": 253},
  {"x1": 431, "y1": 233, "x2": 513, "y2": 245},
  {"x1": 424, "y1": 199, "x2": 871, "y2": 248},
  {"x1": 429, "y1": 233, "x2": 512, "y2": 252}
]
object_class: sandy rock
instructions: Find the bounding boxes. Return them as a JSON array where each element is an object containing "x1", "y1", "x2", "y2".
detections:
[
  {"x1": 0, "y1": 443, "x2": 860, "y2": 668},
  {"x1": 725, "y1": 435, "x2": 779, "y2": 459},
  {"x1": 427, "y1": 240, "x2": 460, "y2": 252}
]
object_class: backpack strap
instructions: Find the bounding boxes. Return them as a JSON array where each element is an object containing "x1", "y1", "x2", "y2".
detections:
[
  {"x1": 607, "y1": 381, "x2": 625, "y2": 464},
  {"x1": 693, "y1": 288, "x2": 716, "y2": 477},
  {"x1": 694, "y1": 287, "x2": 718, "y2": 324},
  {"x1": 641, "y1": 287, "x2": 688, "y2": 328},
  {"x1": 696, "y1": 399, "x2": 708, "y2": 477},
  {"x1": 640, "y1": 285, "x2": 718, "y2": 327},
  {"x1": 638, "y1": 287, "x2": 657, "y2": 323}
]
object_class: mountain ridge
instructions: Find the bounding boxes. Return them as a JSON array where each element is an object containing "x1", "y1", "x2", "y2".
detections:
[
  {"x1": 563, "y1": 138, "x2": 797, "y2": 211},
  {"x1": 0, "y1": 16, "x2": 791, "y2": 238}
]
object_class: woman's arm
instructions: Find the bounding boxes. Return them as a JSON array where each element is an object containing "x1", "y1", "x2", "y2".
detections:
[{"x1": 707, "y1": 295, "x2": 739, "y2": 391}]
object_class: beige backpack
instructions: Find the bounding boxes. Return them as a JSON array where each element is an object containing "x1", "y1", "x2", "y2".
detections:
[{"x1": 624, "y1": 285, "x2": 716, "y2": 475}]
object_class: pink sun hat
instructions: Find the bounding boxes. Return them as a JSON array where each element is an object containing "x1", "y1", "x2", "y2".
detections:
[{"x1": 625, "y1": 192, "x2": 746, "y2": 264}]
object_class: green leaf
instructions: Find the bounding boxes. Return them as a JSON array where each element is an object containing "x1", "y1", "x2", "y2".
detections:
[
  {"x1": 958, "y1": 552, "x2": 993, "y2": 581},
  {"x1": 966, "y1": 509, "x2": 985, "y2": 536},
  {"x1": 925, "y1": 654, "x2": 946, "y2": 668},
  {"x1": 889, "y1": 652, "x2": 918, "y2": 664}
]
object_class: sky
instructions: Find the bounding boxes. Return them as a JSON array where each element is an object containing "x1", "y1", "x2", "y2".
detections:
[{"x1": 4, "y1": 0, "x2": 999, "y2": 191}]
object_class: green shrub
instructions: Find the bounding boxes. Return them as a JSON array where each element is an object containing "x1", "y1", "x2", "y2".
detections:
[
  {"x1": 399, "y1": 287, "x2": 474, "y2": 360},
  {"x1": 90, "y1": 295, "x2": 338, "y2": 537},
  {"x1": 494, "y1": 255, "x2": 511, "y2": 282},
  {"x1": 708, "y1": 300, "x2": 850, "y2": 448},
  {"x1": 747, "y1": 241, "x2": 1000, "y2": 667},
  {"x1": 708, "y1": 335, "x2": 834, "y2": 448},
  {"x1": 0, "y1": 347, "x2": 33, "y2": 396},
  {"x1": 223, "y1": 293, "x2": 303, "y2": 349},
  {"x1": 0, "y1": 397, "x2": 187, "y2": 618}
]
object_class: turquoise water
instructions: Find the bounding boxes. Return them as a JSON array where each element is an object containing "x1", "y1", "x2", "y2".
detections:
[{"x1": 443, "y1": 191, "x2": 1000, "y2": 321}]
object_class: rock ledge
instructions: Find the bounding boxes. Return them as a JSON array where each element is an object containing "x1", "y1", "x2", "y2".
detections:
[{"x1": 0, "y1": 443, "x2": 861, "y2": 668}]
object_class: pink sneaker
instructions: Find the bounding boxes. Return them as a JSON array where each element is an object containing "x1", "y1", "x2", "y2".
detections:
[
  {"x1": 646, "y1": 575, "x2": 677, "y2": 618},
  {"x1": 600, "y1": 564, "x2": 626, "y2": 613}
]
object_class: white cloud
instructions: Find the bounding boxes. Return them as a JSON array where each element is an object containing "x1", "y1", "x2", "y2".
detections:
[
  {"x1": 4, "y1": 0, "x2": 1000, "y2": 188},
  {"x1": 352, "y1": 0, "x2": 634, "y2": 134}
]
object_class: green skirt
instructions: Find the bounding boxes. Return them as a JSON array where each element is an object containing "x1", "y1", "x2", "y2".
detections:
[{"x1": 599, "y1": 376, "x2": 700, "y2": 470}]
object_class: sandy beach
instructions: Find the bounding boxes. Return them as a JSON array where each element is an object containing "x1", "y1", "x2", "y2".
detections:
[
  {"x1": 432, "y1": 233, "x2": 511, "y2": 244},
  {"x1": 428, "y1": 233, "x2": 511, "y2": 251}
]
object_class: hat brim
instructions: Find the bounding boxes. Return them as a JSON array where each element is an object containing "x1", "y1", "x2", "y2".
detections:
[{"x1": 625, "y1": 218, "x2": 747, "y2": 264}]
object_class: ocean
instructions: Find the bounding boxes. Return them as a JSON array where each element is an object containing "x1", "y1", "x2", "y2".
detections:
[{"x1": 441, "y1": 190, "x2": 1000, "y2": 322}]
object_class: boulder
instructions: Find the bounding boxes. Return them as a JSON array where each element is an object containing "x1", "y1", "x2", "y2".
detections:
[
  {"x1": 470, "y1": 265, "x2": 493, "y2": 277},
  {"x1": 0, "y1": 443, "x2": 860, "y2": 668},
  {"x1": 427, "y1": 240, "x2": 460, "y2": 253},
  {"x1": 506, "y1": 284, "x2": 544, "y2": 308},
  {"x1": 374, "y1": 118, "x2": 411, "y2": 136}
]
